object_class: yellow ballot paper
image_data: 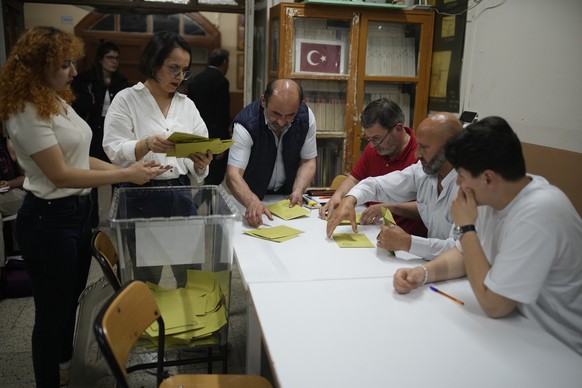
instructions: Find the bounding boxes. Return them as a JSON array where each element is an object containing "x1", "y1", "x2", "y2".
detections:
[
  {"x1": 382, "y1": 207, "x2": 396, "y2": 255},
  {"x1": 332, "y1": 233, "x2": 375, "y2": 248},
  {"x1": 166, "y1": 131, "x2": 234, "y2": 157},
  {"x1": 267, "y1": 199, "x2": 310, "y2": 220},
  {"x1": 339, "y1": 214, "x2": 362, "y2": 225},
  {"x1": 244, "y1": 225, "x2": 304, "y2": 242},
  {"x1": 382, "y1": 207, "x2": 397, "y2": 226}
]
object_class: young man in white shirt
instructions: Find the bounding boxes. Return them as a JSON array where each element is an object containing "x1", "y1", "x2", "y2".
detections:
[{"x1": 394, "y1": 116, "x2": 582, "y2": 355}]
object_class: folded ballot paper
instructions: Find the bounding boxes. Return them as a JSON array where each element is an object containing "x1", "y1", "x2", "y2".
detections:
[
  {"x1": 267, "y1": 199, "x2": 310, "y2": 220},
  {"x1": 244, "y1": 225, "x2": 304, "y2": 243},
  {"x1": 332, "y1": 233, "x2": 375, "y2": 248},
  {"x1": 166, "y1": 132, "x2": 234, "y2": 157},
  {"x1": 382, "y1": 207, "x2": 396, "y2": 255},
  {"x1": 141, "y1": 269, "x2": 229, "y2": 349}
]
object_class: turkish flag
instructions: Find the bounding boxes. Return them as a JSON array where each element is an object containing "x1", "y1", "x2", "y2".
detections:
[{"x1": 298, "y1": 41, "x2": 342, "y2": 74}]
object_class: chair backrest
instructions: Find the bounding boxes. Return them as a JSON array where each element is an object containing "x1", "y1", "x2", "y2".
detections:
[
  {"x1": 330, "y1": 174, "x2": 347, "y2": 190},
  {"x1": 94, "y1": 280, "x2": 165, "y2": 387},
  {"x1": 91, "y1": 231, "x2": 122, "y2": 290}
]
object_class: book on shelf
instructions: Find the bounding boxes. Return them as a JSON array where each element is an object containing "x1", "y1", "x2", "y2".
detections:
[{"x1": 313, "y1": 140, "x2": 342, "y2": 187}]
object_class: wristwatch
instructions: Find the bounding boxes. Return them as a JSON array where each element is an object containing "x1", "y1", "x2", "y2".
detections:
[{"x1": 453, "y1": 224, "x2": 476, "y2": 240}]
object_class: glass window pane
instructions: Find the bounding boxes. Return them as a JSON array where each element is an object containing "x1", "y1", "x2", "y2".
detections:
[
  {"x1": 184, "y1": 16, "x2": 206, "y2": 36},
  {"x1": 301, "y1": 79, "x2": 347, "y2": 133},
  {"x1": 363, "y1": 81, "x2": 416, "y2": 128},
  {"x1": 366, "y1": 22, "x2": 420, "y2": 77},
  {"x1": 153, "y1": 14, "x2": 180, "y2": 33},
  {"x1": 119, "y1": 14, "x2": 147, "y2": 33},
  {"x1": 293, "y1": 18, "x2": 350, "y2": 75},
  {"x1": 91, "y1": 14, "x2": 115, "y2": 31}
]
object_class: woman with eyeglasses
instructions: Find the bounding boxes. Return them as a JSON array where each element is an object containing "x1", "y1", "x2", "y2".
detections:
[
  {"x1": 71, "y1": 40, "x2": 129, "y2": 227},
  {"x1": 103, "y1": 31, "x2": 211, "y2": 186},
  {"x1": 103, "y1": 31, "x2": 212, "y2": 285},
  {"x1": 0, "y1": 27, "x2": 167, "y2": 387}
]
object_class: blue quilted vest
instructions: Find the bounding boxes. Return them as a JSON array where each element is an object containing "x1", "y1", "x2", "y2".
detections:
[{"x1": 234, "y1": 99, "x2": 309, "y2": 199}]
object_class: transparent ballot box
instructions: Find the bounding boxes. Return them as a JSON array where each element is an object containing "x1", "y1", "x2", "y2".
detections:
[{"x1": 107, "y1": 185, "x2": 241, "y2": 361}]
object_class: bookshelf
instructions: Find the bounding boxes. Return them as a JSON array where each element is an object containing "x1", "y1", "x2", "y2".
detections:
[{"x1": 268, "y1": 2, "x2": 434, "y2": 187}]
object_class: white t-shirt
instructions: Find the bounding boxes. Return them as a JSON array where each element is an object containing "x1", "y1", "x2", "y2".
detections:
[
  {"x1": 228, "y1": 108, "x2": 318, "y2": 191},
  {"x1": 6, "y1": 100, "x2": 91, "y2": 199},
  {"x1": 457, "y1": 175, "x2": 582, "y2": 354},
  {"x1": 103, "y1": 82, "x2": 209, "y2": 182},
  {"x1": 348, "y1": 161, "x2": 458, "y2": 259}
]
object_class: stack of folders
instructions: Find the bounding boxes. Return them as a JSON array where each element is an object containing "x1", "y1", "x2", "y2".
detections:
[
  {"x1": 141, "y1": 269, "x2": 229, "y2": 349},
  {"x1": 166, "y1": 131, "x2": 234, "y2": 158}
]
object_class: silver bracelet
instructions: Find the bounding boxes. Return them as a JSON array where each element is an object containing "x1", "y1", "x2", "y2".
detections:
[
  {"x1": 144, "y1": 136, "x2": 151, "y2": 151},
  {"x1": 419, "y1": 264, "x2": 429, "y2": 287}
]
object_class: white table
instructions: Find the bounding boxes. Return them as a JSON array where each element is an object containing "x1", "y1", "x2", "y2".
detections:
[
  {"x1": 233, "y1": 199, "x2": 423, "y2": 285},
  {"x1": 232, "y1": 196, "x2": 426, "y2": 374},
  {"x1": 249, "y1": 277, "x2": 582, "y2": 388}
]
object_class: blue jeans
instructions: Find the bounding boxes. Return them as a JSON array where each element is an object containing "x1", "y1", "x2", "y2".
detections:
[
  {"x1": 16, "y1": 193, "x2": 92, "y2": 388},
  {"x1": 120, "y1": 176, "x2": 197, "y2": 286}
]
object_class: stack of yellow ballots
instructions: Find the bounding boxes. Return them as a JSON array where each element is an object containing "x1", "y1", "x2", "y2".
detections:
[
  {"x1": 166, "y1": 132, "x2": 234, "y2": 158},
  {"x1": 141, "y1": 269, "x2": 229, "y2": 349}
]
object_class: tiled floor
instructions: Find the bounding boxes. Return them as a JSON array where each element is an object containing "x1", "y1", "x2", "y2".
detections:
[{"x1": 0, "y1": 184, "x2": 256, "y2": 387}]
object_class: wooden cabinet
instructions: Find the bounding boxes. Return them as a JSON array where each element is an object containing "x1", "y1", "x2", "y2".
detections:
[{"x1": 268, "y1": 2, "x2": 434, "y2": 186}]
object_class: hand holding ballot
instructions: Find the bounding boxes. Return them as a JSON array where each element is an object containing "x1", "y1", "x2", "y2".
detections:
[
  {"x1": 166, "y1": 131, "x2": 234, "y2": 157},
  {"x1": 326, "y1": 195, "x2": 359, "y2": 238}
]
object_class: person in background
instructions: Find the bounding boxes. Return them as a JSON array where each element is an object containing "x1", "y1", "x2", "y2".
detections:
[
  {"x1": 187, "y1": 47, "x2": 231, "y2": 185},
  {"x1": 393, "y1": 116, "x2": 582, "y2": 355},
  {"x1": 0, "y1": 135, "x2": 25, "y2": 270},
  {"x1": 72, "y1": 40, "x2": 129, "y2": 227},
  {"x1": 226, "y1": 78, "x2": 317, "y2": 227},
  {"x1": 0, "y1": 26, "x2": 167, "y2": 387},
  {"x1": 319, "y1": 98, "x2": 427, "y2": 237},
  {"x1": 326, "y1": 112, "x2": 462, "y2": 260},
  {"x1": 103, "y1": 31, "x2": 212, "y2": 286}
]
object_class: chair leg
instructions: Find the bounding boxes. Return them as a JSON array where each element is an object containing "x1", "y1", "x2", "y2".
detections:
[
  {"x1": 221, "y1": 343, "x2": 228, "y2": 374},
  {"x1": 207, "y1": 347, "x2": 212, "y2": 374}
]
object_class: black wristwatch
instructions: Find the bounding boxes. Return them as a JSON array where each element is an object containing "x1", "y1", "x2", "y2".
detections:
[{"x1": 453, "y1": 224, "x2": 476, "y2": 240}]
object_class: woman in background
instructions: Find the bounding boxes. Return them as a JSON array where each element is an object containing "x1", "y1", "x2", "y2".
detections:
[
  {"x1": 0, "y1": 27, "x2": 167, "y2": 387},
  {"x1": 72, "y1": 40, "x2": 128, "y2": 227}
]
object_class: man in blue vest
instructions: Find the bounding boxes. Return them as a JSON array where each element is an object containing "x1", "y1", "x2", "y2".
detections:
[{"x1": 226, "y1": 79, "x2": 317, "y2": 227}]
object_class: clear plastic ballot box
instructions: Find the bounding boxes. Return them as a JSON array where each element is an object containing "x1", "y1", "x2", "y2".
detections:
[
  {"x1": 108, "y1": 185, "x2": 240, "y2": 281},
  {"x1": 107, "y1": 185, "x2": 241, "y2": 353}
]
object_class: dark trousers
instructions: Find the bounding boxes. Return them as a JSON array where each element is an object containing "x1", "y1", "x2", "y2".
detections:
[{"x1": 16, "y1": 193, "x2": 92, "y2": 388}]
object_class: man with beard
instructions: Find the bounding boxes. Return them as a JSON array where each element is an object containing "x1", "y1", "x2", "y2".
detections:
[
  {"x1": 226, "y1": 79, "x2": 317, "y2": 227},
  {"x1": 326, "y1": 112, "x2": 462, "y2": 260},
  {"x1": 319, "y1": 98, "x2": 427, "y2": 237}
]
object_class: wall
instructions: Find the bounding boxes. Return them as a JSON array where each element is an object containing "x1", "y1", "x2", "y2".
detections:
[
  {"x1": 21, "y1": 4, "x2": 241, "y2": 93},
  {"x1": 461, "y1": 0, "x2": 582, "y2": 214},
  {"x1": 23, "y1": 3, "x2": 87, "y2": 33}
]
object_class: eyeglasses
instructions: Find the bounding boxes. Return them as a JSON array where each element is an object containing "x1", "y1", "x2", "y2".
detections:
[
  {"x1": 366, "y1": 130, "x2": 391, "y2": 147},
  {"x1": 365, "y1": 123, "x2": 400, "y2": 147},
  {"x1": 104, "y1": 55, "x2": 119, "y2": 62},
  {"x1": 167, "y1": 64, "x2": 192, "y2": 81}
]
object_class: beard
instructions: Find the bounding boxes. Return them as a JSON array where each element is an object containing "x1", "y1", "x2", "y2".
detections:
[{"x1": 422, "y1": 150, "x2": 446, "y2": 176}]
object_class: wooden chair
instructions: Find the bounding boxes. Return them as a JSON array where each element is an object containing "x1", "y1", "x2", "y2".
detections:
[
  {"x1": 94, "y1": 280, "x2": 273, "y2": 388},
  {"x1": 91, "y1": 230, "x2": 122, "y2": 291},
  {"x1": 329, "y1": 174, "x2": 348, "y2": 190}
]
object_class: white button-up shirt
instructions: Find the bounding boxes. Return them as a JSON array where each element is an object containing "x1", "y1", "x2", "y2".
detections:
[{"x1": 347, "y1": 161, "x2": 458, "y2": 259}]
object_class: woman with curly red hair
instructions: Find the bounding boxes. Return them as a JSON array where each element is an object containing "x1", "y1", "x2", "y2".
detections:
[{"x1": 0, "y1": 27, "x2": 168, "y2": 387}]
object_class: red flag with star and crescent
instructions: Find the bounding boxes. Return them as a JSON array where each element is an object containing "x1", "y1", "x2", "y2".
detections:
[{"x1": 298, "y1": 41, "x2": 342, "y2": 74}]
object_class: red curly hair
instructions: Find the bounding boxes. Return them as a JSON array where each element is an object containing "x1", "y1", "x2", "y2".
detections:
[{"x1": 0, "y1": 26, "x2": 84, "y2": 121}]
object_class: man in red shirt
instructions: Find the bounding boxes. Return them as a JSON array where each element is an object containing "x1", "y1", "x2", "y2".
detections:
[{"x1": 320, "y1": 98, "x2": 427, "y2": 237}]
